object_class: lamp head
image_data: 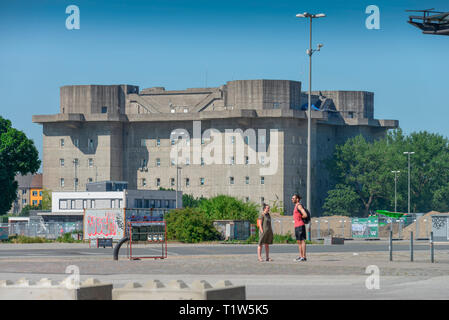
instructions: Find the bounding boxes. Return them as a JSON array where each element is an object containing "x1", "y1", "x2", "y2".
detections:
[{"x1": 296, "y1": 12, "x2": 310, "y2": 18}]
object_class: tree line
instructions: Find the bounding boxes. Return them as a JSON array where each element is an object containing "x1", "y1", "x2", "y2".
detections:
[
  {"x1": 0, "y1": 116, "x2": 40, "y2": 215},
  {"x1": 323, "y1": 129, "x2": 449, "y2": 216}
]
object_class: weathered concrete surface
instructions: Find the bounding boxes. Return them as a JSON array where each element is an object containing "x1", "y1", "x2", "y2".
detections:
[
  {"x1": 0, "y1": 246, "x2": 448, "y2": 299},
  {"x1": 112, "y1": 279, "x2": 245, "y2": 300},
  {"x1": 0, "y1": 277, "x2": 112, "y2": 300}
]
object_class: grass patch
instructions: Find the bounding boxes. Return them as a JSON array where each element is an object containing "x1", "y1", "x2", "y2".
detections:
[
  {"x1": 5, "y1": 232, "x2": 83, "y2": 244},
  {"x1": 55, "y1": 233, "x2": 83, "y2": 243},
  {"x1": 8, "y1": 235, "x2": 52, "y2": 244}
]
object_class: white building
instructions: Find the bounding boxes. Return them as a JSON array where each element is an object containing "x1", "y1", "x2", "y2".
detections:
[{"x1": 51, "y1": 189, "x2": 182, "y2": 215}]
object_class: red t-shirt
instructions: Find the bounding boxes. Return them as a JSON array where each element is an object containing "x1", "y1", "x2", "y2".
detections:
[{"x1": 293, "y1": 204, "x2": 305, "y2": 227}]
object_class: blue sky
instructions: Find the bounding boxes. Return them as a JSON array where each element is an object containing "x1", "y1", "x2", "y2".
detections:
[{"x1": 1, "y1": 0, "x2": 448, "y2": 164}]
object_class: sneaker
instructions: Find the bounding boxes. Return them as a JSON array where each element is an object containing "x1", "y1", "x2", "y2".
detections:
[
  {"x1": 294, "y1": 257, "x2": 302, "y2": 262},
  {"x1": 300, "y1": 257, "x2": 307, "y2": 262}
]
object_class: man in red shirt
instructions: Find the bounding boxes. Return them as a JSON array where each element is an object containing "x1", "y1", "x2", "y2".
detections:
[{"x1": 292, "y1": 194, "x2": 308, "y2": 261}]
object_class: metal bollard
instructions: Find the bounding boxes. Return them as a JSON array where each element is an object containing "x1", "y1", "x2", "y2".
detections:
[
  {"x1": 410, "y1": 231, "x2": 414, "y2": 262},
  {"x1": 389, "y1": 230, "x2": 393, "y2": 261},
  {"x1": 430, "y1": 231, "x2": 434, "y2": 263}
]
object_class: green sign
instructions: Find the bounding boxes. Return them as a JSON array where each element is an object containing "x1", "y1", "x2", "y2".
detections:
[
  {"x1": 0, "y1": 227, "x2": 8, "y2": 240},
  {"x1": 351, "y1": 217, "x2": 379, "y2": 238}
]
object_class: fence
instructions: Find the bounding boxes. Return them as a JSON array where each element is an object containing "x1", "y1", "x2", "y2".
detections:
[
  {"x1": 271, "y1": 213, "x2": 438, "y2": 240},
  {"x1": 4, "y1": 222, "x2": 83, "y2": 240}
]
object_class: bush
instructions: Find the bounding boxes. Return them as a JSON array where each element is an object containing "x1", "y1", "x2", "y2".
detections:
[
  {"x1": 165, "y1": 208, "x2": 220, "y2": 243},
  {"x1": 182, "y1": 194, "x2": 206, "y2": 208},
  {"x1": 56, "y1": 233, "x2": 82, "y2": 243},
  {"x1": 0, "y1": 215, "x2": 11, "y2": 223},
  {"x1": 273, "y1": 232, "x2": 297, "y2": 244},
  {"x1": 198, "y1": 195, "x2": 259, "y2": 223},
  {"x1": 20, "y1": 204, "x2": 41, "y2": 217}
]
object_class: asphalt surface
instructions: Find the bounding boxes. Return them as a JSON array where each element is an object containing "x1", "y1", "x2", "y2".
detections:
[{"x1": 0, "y1": 240, "x2": 446, "y2": 258}]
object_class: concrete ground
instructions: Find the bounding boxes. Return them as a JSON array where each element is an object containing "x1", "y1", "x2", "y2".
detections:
[{"x1": 0, "y1": 241, "x2": 448, "y2": 299}]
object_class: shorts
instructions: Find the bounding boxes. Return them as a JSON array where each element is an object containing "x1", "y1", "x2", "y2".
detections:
[{"x1": 295, "y1": 225, "x2": 307, "y2": 241}]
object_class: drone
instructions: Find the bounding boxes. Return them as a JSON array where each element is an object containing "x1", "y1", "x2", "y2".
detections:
[{"x1": 406, "y1": 8, "x2": 449, "y2": 36}]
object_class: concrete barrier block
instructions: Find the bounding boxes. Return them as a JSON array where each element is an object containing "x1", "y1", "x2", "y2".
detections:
[
  {"x1": 0, "y1": 276, "x2": 112, "y2": 300},
  {"x1": 113, "y1": 279, "x2": 246, "y2": 300},
  {"x1": 324, "y1": 236, "x2": 344, "y2": 245}
]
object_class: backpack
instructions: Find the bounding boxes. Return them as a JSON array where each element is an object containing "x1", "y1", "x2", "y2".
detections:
[{"x1": 297, "y1": 204, "x2": 311, "y2": 224}]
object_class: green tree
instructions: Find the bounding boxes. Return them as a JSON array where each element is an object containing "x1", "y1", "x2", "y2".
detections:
[
  {"x1": 322, "y1": 184, "x2": 361, "y2": 216},
  {"x1": 324, "y1": 129, "x2": 449, "y2": 216},
  {"x1": 0, "y1": 116, "x2": 40, "y2": 214},
  {"x1": 326, "y1": 135, "x2": 393, "y2": 216},
  {"x1": 182, "y1": 194, "x2": 206, "y2": 208},
  {"x1": 404, "y1": 131, "x2": 449, "y2": 213},
  {"x1": 432, "y1": 185, "x2": 449, "y2": 212},
  {"x1": 380, "y1": 130, "x2": 449, "y2": 213},
  {"x1": 165, "y1": 207, "x2": 220, "y2": 243},
  {"x1": 41, "y1": 189, "x2": 52, "y2": 210}
]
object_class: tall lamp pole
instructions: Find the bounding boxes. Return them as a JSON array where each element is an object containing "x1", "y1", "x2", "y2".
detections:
[
  {"x1": 391, "y1": 170, "x2": 400, "y2": 212},
  {"x1": 403, "y1": 152, "x2": 415, "y2": 215},
  {"x1": 296, "y1": 12, "x2": 326, "y2": 240},
  {"x1": 174, "y1": 137, "x2": 185, "y2": 209},
  {"x1": 176, "y1": 142, "x2": 181, "y2": 209},
  {"x1": 73, "y1": 159, "x2": 78, "y2": 192}
]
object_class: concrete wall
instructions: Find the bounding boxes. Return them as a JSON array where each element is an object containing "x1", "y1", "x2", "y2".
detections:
[
  {"x1": 42, "y1": 121, "x2": 124, "y2": 192},
  {"x1": 123, "y1": 118, "x2": 284, "y2": 206},
  {"x1": 60, "y1": 85, "x2": 139, "y2": 115},
  {"x1": 312, "y1": 91, "x2": 374, "y2": 119},
  {"x1": 225, "y1": 80, "x2": 301, "y2": 110}
]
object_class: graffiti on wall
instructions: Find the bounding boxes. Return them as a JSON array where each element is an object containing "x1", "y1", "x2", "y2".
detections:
[
  {"x1": 84, "y1": 209, "x2": 124, "y2": 240},
  {"x1": 86, "y1": 214, "x2": 117, "y2": 237}
]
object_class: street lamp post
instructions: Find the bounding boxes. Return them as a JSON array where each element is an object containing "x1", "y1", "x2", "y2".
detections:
[
  {"x1": 391, "y1": 170, "x2": 400, "y2": 212},
  {"x1": 175, "y1": 141, "x2": 182, "y2": 209},
  {"x1": 73, "y1": 159, "x2": 78, "y2": 192},
  {"x1": 296, "y1": 12, "x2": 326, "y2": 241},
  {"x1": 403, "y1": 152, "x2": 415, "y2": 215}
]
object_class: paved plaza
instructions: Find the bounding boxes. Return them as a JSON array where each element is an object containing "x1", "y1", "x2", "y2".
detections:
[{"x1": 0, "y1": 241, "x2": 448, "y2": 299}]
